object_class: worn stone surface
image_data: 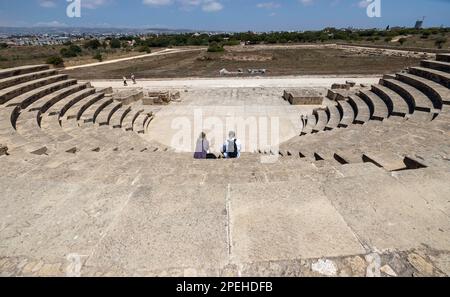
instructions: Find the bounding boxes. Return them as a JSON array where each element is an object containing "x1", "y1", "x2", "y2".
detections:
[{"x1": 0, "y1": 57, "x2": 450, "y2": 276}]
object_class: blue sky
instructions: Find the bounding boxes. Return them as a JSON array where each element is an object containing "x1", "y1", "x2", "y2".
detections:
[{"x1": 0, "y1": 0, "x2": 449, "y2": 31}]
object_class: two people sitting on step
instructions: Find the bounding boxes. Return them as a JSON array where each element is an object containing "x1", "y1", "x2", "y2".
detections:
[{"x1": 193, "y1": 131, "x2": 241, "y2": 159}]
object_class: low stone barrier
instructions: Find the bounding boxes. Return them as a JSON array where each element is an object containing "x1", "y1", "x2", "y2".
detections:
[
  {"x1": 113, "y1": 89, "x2": 144, "y2": 105},
  {"x1": 283, "y1": 89, "x2": 323, "y2": 105}
]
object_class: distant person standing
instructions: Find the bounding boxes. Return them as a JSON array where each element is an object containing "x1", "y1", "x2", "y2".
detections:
[
  {"x1": 131, "y1": 73, "x2": 136, "y2": 84},
  {"x1": 123, "y1": 76, "x2": 128, "y2": 86},
  {"x1": 194, "y1": 132, "x2": 210, "y2": 159},
  {"x1": 221, "y1": 131, "x2": 241, "y2": 159}
]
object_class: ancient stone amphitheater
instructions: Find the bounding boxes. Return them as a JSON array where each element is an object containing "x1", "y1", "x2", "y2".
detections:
[{"x1": 0, "y1": 54, "x2": 449, "y2": 277}]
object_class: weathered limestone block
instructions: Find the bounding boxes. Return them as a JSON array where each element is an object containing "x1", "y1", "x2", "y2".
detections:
[
  {"x1": 147, "y1": 91, "x2": 170, "y2": 103},
  {"x1": 113, "y1": 89, "x2": 144, "y2": 105},
  {"x1": 283, "y1": 89, "x2": 323, "y2": 105},
  {"x1": 331, "y1": 83, "x2": 351, "y2": 90},
  {"x1": 96, "y1": 87, "x2": 113, "y2": 95},
  {"x1": 142, "y1": 97, "x2": 162, "y2": 105}
]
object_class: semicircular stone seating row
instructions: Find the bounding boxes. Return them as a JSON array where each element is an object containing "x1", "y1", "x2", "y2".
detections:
[
  {"x1": 0, "y1": 64, "x2": 167, "y2": 156},
  {"x1": 300, "y1": 53, "x2": 450, "y2": 136}
]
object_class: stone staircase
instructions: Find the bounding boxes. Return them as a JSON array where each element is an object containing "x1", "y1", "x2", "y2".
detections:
[
  {"x1": 300, "y1": 54, "x2": 450, "y2": 136},
  {"x1": 0, "y1": 65, "x2": 167, "y2": 156},
  {"x1": 1, "y1": 60, "x2": 450, "y2": 277}
]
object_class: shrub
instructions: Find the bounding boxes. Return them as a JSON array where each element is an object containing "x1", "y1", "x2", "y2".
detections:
[
  {"x1": 398, "y1": 38, "x2": 407, "y2": 45},
  {"x1": 138, "y1": 45, "x2": 151, "y2": 53},
  {"x1": 421, "y1": 32, "x2": 431, "y2": 39},
  {"x1": 0, "y1": 43, "x2": 8, "y2": 49},
  {"x1": 69, "y1": 44, "x2": 82, "y2": 54},
  {"x1": 60, "y1": 48, "x2": 77, "y2": 58},
  {"x1": 84, "y1": 39, "x2": 101, "y2": 50},
  {"x1": 46, "y1": 56, "x2": 64, "y2": 67},
  {"x1": 93, "y1": 52, "x2": 103, "y2": 62},
  {"x1": 435, "y1": 37, "x2": 447, "y2": 49},
  {"x1": 207, "y1": 42, "x2": 225, "y2": 53},
  {"x1": 384, "y1": 37, "x2": 392, "y2": 43},
  {"x1": 110, "y1": 39, "x2": 121, "y2": 49}
]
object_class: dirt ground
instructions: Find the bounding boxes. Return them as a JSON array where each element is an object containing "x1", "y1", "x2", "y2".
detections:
[
  {"x1": 64, "y1": 45, "x2": 422, "y2": 79},
  {"x1": 0, "y1": 45, "x2": 160, "y2": 69}
]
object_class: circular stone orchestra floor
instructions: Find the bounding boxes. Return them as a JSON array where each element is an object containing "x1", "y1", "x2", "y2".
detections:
[{"x1": 90, "y1": 76, "x2": 380, "y2": 152}]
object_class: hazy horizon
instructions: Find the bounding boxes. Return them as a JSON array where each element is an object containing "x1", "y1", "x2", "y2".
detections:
[{"x1": 0, "y1": 0, "x2": 449, "y2": 32}]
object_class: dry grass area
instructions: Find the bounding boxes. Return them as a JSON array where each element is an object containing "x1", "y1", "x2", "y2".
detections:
[
  {"x1": 350, "y1": 33, "x2": 450, "y2": 50},
  {"x1": 0, "y1": 45, "x2": 152, "y2": 69},
  {"x1": 64, "y1": 46, "x2": 421, "y2": 79}
]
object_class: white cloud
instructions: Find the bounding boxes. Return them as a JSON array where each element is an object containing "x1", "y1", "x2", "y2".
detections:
[
  {"x1": 143, "y1": 0, "x2": 223, "y2": 12},
  {"x1": 357, "y1": 0, "x2": 370, "y2": 8},
  {"x1": 38, "y1": 0, "x2": 56, "y2": 8},
  {"x1": 201, "y1": 0, "x2": 223, "y2": 12},
  {"x1": 142, "y1": 0, "x2": 173, "y2": 6},
  {"x1": 257, "y1": 2, "x2": 281, "y2": 10},
  {"x1": 81, "y1": 0, "x2": 110, "y2": 9},
  {"x1": 299, "y1": 0, "x2": 314, "y2": 5},
  {"x1": 34, "y1": 20, "x2": 67, "y2": 27}
]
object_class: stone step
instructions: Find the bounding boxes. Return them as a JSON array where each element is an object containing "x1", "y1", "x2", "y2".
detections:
[
  {"x1": 95, "y1": 102, "x2": 123, "y2": 126},
  {"x1": 79, "y1": 98, "x2": 114, "y2": 125},
  {"x1": 6, "y1": 79, "x2": 78, "y2": 130},
  {"x1": 0, "y1": 64, "x2": 49, "y2": 80},
  {"x1": 312, "y1": 109, "x2": 328, "y2": 133},
  {"x1": 143, "y1": 114, "x2": 155, "y2": 132},
  {"x1": 362, "y1": 151, "x2": 408, "y2": 172},
  {"x1": 16, "y1": 84, "x2": 90, "y2": 136},
  {"x1": 420, "y1": 60, "x2": 450, "y2": 73},
  {"x1": 122, "y1": 109, "x2": 144, "y2": 132},
  {"x1": 358, "y1": 90, "x2": 389, "y2": 120},
  {"x1": 45, "y1": 88, "x2": 96, "y2": 118},
  {"x1": 396, "y1": 72, "x2": 446, "y2": 109},
  {"x1": 348, "y1": 95, "x2": 370, "y2": 124},
  {"x1": 110, "y1": 106, "x2": 131, "y2": 128},
  {"x1": 0, "y1": 74, "x2": 69, "y2": 105},
  {"x1": 336, "y1": 99, "x2": 355, "y2": 127},
  {"x1": 325, "y1": 103, "x2": 341, "y2": 130},
  {"x1": 409, "y1": 66, "x2": 450, "y2": 89},
  {"x1": 371, "y1": 84, "x2": 411, "y2": 116},
  {"x1": 436, "y1": 53, "x2": 450, "y2": 63},
  {"x1": 301, "y1": 113, "x2": 317, "y2": 135},
  {"x1": 0, "y1": 69, "x2": 57, "y2": 90},
  {"x1": 63, "y1": 92, "x2": 105, "y2": 122},
  {"x1": 380, "y1": 78, "x2": 436, "y2": 112},
  {"x1": 133, "y1": 112, "x2": 152, "y2": 134},
  {"x1": 334, "y1": 149, "x2": 364, "y2": 164}
]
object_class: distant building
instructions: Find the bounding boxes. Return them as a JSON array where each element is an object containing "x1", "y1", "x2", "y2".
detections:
[{"x1": 415, "y1": 17, "x2": 425, "y2": 29}]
